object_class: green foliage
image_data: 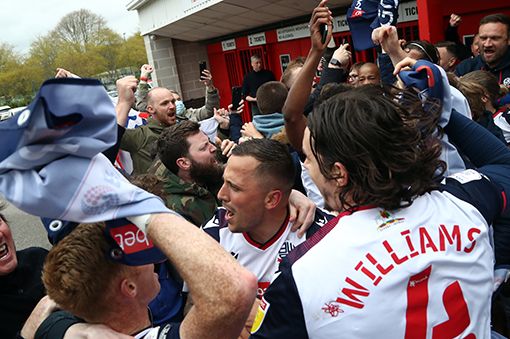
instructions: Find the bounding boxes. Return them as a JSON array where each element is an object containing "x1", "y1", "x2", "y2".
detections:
[{"x1": 0, "y1": 9, "x2": 148, "y2": 107}]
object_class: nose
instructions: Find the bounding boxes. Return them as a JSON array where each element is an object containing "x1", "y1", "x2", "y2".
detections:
[{"x1": 217, "y1": 182, "x2": 228, "y2": 202}]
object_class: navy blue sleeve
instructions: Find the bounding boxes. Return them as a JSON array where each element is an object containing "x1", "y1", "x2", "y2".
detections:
[
  {"x1": 442, "y1": 172, "x2": 503, "y2": 224},
  {"x1": 229, "y1": 113, "x2": 243, "y2": 143},
  {"x1": 445, "y1": 110, "x2": 510, "y2": 202},
  {"x1": 377, "y1": 53, "x2": 397, "y2": 85},
  {"x1": 304, "y1": 67, "x2": 347, "y2": 115},
  {"x1": 250, "y1": 261, "x2": 308, "y2": 339},
  {"x1": 444, "y1": 110, "x2": 510, "y2": 266}
]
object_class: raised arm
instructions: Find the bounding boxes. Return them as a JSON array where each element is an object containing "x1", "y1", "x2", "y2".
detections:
[
  {"x1": 146, "y1": 213, "x2": 257, "y2": 339},
  {"x1": 115, "y1": 76, "x2": 138, "y2": 127},
  {"x1": 283, "y1": 0, "x2": 333, "y2": 152}
]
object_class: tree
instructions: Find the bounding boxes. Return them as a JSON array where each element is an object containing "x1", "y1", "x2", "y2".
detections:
[
  {"x1": 117, "y1": 33, "x2": 148, "y2": 72},
  {"x1": 27, "y1": 34, "x2": 60, "y2": 80},
  {"x1": 52, "y1": 9, "x2": 108, "y2": 52}
]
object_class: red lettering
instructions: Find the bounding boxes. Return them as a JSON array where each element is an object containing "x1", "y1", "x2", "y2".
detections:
[
  {"x1": 355, "y1": 261, "x2": 382, "y2": 286},
  {"x1": 464, "y1": 227, "x2": 481, "y2": 253},
  {"x1": 383, "y1": 240, "x2": 409, "y2": 265},
  {"x1": 419, "y1": 227, "x2": 438, "y2": 253},
  {"x1": 439, "y1": 225, "x2": 461, "y2": 251},
  {"x1": 401, "y1": 230, "x2": 419, "y2": 258},
  {"x1": 366, "y1": 253, "x2": 394, "y2": 275},
  {"x1": 336, "y1": 277, "x2": 369, "y2": 309}
]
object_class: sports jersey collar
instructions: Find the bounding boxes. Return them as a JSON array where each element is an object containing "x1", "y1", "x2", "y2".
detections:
[{"x1": 243, "y1": 210, "x2": 291, "y2": 250}]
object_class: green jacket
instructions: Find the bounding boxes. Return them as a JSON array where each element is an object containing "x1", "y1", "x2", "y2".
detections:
[
  {"x1": 135, "y1": 82, "x2": 219, "y2": 122},
  {"x1": 120, "y1": 117, "x2": 166, "y2": 175},
  {"x1": 151, "y1": 161, "x2": 218, "y2": 227}
]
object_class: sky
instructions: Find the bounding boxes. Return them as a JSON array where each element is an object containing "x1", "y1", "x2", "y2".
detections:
[{"x1": 1, "y1": 0, "x2": 140, "y2": 55}]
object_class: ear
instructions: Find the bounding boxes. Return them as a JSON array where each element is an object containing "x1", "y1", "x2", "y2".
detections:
[
  {"x1": 146, "y1": 104, "x2": 155, "y2": 115},
  {"x1": 448, "y1": 57, "x2": 458, "y2": 68},
  {"x1": 331, "y1": 162, "x2": 348, "y2": 188},
  {"x1": 264, "y1": 189, "x2": 283, "y2": 210},
  {"x1": 176, "y1": 157, "x2": 191, "y2": 171},
  {"x1": 119, "y1": 278, "x2": 137, "y2": 299}
]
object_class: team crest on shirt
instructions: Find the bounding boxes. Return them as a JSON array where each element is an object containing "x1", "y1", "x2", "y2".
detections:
[
  {"x1": 250, "y1": 296, "x2": 270, "y2": 334},
  {"x1": 277, "y1": 241, "x2": 296, "y2": 262},
  {"x1": 376, "y1": 210, "x2": 404, "y2": 231}
]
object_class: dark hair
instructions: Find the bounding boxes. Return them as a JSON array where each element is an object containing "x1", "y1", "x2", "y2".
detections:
[
  {"x1": 157, "y1": 120, "x2": 201, "y2": 174},
  {"x1": 256, "y1": 81, "x2": 288, "y2": 115},
  {"x1": 308, "y1": 85, "x2": 444, "y2": 211},
  {"x1": 405, "y1": 40, "x2": 440, "y2": 65},
  {"x1": 480, "y1": 13, "x2": 510, "y2": 35},
  {"x1": 434, "y1": 41, "x2": 458, "y2": 57},
  {"x1": 349, "y1": 61, "x2": 366, "y2": 73},
  {"x1": 231, "y1": 138, "x2": 295, "y2": 194},
  {"x1": 318, "y1": 83, "x2": 353, "y2": 103}
]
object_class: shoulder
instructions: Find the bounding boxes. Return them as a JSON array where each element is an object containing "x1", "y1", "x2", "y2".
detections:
[
  {"x1": 17, "y1": 247, "x2": 48, "y2": 267},
  {"x1": 305, "y1": 209, "x2": 335, "y2": 239},
  {"x1": 441, "y1": 169, "x2": 505, "y2": 224},
  {"x1": 455, "y1": 56, "x2": 482, "y2": 75}
]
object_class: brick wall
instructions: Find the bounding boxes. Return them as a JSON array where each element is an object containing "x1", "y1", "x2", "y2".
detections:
[
  {"x1": 144, "y1": 35, "x2": 182, "y2": 95},
  {"x1": 172, "y1": 39, "x2": 210, "y2": 101}
]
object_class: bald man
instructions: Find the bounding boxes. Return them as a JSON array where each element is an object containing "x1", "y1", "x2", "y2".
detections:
[
  {"x1": 119, "y1": 83, "x2": 177, "y2": 174},
  {"x1": 356, "y1": 62, "x2": 381, "y2": 86}
]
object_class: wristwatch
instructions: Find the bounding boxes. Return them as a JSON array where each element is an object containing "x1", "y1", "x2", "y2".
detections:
[{"x1": 329, "y1": 58, "x2": 341, "y2": 67}]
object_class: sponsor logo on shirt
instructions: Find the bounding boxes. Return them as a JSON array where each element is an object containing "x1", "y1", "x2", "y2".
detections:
[
  {"x1": 109, "y1": 223, "x2": 154, "y2": 254},
  {"x1": 251, "y1": 296, "x2": 270, "y2": 334},
  {"x1": 351, "y1": 0, "x2": 365, "y2": 18},
  {"x1": 257, "y1": 281, "x2": 270, "y2": 299}
]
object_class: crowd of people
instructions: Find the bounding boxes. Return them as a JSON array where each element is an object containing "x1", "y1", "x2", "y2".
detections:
[{"x1": 2, "y1": 0, "x2": 510, "y2": 338}]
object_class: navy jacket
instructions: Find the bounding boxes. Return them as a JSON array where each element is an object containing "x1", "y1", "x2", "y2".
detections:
[{"x1": 455, "y1": 48, "x2": 510, "y2": 87}]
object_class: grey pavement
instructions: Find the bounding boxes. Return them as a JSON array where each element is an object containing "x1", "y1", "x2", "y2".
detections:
[{"x1": 2, "y1": 201, "x2": 51, "y2": 250}]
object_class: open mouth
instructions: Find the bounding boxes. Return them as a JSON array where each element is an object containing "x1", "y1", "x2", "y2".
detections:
[
  {"x1": 223, "y1": 206, "x2": 235, "y2": 221},
  {"x1": 0, "y1": 243, "x2": 9, "y2": 260}
]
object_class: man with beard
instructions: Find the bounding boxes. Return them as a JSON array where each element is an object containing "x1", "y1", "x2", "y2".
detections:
[
  {"x1": 456, "y1": 13, "x2": 510, "y2": 88},
  {"x1": 153, "y1": 120, "x2": 228, "y2": 226}
]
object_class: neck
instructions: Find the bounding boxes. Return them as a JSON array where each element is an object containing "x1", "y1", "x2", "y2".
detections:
[
  {"x1": 178, "y1": 170, "x2": 194, "y2": 184},
  {"x1": 247, "y1": 205, "x2": 288, "y2": 244},
  {"x1": 102, "y1": 305, "x2": 151, "y2": 335}
]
